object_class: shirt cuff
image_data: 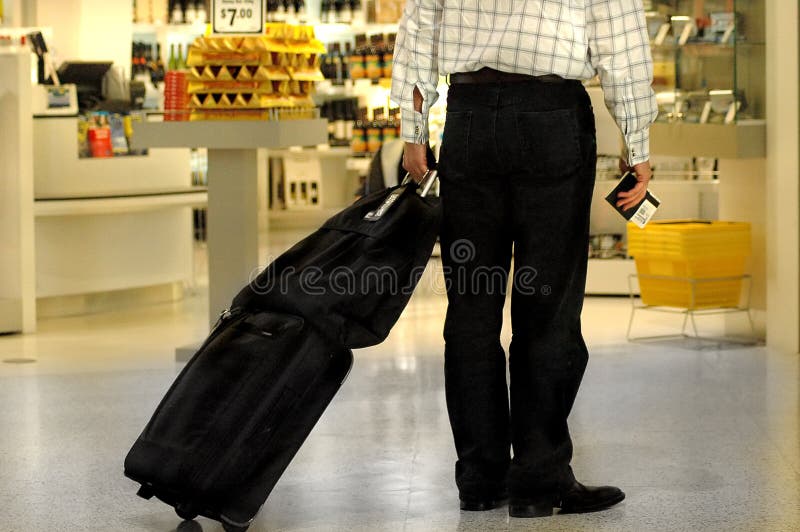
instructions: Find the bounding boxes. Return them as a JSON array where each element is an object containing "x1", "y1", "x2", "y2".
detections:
[
  {"x1": 623, "y1": 129, "x2": 651, "y2": 166},
  {"x1": 400, "y1": 108, "x2": 429, "y2": 144}
]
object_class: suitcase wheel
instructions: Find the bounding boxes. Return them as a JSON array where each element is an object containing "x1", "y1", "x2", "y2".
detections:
[{"x1": 175, "y1": 505, "x2": 198, "y2": 521}]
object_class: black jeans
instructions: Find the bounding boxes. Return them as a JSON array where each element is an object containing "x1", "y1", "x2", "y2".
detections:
[{"x1": 438, "y1": 79, "x2": 597, "y2": 501}]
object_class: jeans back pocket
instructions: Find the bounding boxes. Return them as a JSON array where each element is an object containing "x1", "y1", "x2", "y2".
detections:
[{"x1": 514, "y1": 108, "x2": 582, "y2": 181}]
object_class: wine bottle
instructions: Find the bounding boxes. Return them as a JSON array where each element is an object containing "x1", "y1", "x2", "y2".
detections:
[
  {"x1": 197, "y1": 1, "x2": 207, "y2": 23},
  {"x1": 185, "y1": 1, "x2": 197, "y2": 23},
  {"x1": 340, "y1": 0, "x2": 352, "y2": 24},
  {"x1": 168, "y1": 43, "x2": 177, "y2": 71},
  {"x1": 296, "y1": 0, "x2": 307, "y2": 22},
  {"x1": 176, "y1": 43, "x2": 186, "y2": 70},
  {"x1": 343, "y1": 42, "x2": 352, "y2": 82}
]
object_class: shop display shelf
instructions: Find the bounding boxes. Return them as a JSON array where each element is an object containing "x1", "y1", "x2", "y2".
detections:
[
  {"x1": 34, "y1": 189, "x2": 208, "y2": 217},
  {"x1": 131, "y1": 119, "x2": 327, "y2": 150},
  {"x1": 132, "y1": 21, "x2": 208, "y2": 37},
  {"x1": 314, "y1": 22, "x2": 399, "y2": 43},
  {"x1": 272, "y1": 145, "x2": 353, "y2": 158},
  {"x1": 650, "y1": 121, "x2": 766, "y2": 158}
]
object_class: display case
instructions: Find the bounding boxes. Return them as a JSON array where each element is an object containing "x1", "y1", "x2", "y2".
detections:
[{"x1": 646, "y1": 0, "x2": 766, "y2": 157}]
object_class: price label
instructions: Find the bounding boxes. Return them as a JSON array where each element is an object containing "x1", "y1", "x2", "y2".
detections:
[{"x1": 212, "y1": 0, "x2": 265, "y2": 34}]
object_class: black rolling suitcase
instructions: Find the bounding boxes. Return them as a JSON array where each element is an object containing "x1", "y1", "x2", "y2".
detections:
[{"x1": 125, "y1": 172, "x2": 441, "y2": 531}]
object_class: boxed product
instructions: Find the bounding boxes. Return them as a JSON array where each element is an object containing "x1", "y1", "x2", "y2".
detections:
[{"x1": 186, "y1": 23, "x2": 325, "y2": 120}]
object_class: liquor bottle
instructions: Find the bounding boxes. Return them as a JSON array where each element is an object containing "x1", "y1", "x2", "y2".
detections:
[
  {"x1": 197, "y1": 1, "x2": 207, "y2": 23},
  {"x1": 351, "y1": 107, "x2": 368, "y2": 154},
  {"x1": 176, "y1": 43, "x2": 186, "y2": 70},
  {"x1": 322, "y1": 45, "x2": 334, "y2": 80},
  {"x1": 286, "y1": 0, "x2": 297, "y2": 22},
  {"x1": 345, "y1": 98, "x2": 356, "y2": 141},
  {"x1": 367, "y1": 108, "x2": 383, "y2": 153},
  {"x1": 296, "y1": 0, "x2": 307, "y2": 22},
  {"x1": 340, "y1": 0, "x2": 353, "y2": 24},
  {"x1": 323, "y1": 102, "x2": 335, "y2": 143},
  {"x1": 390, "y1": 107, "x2": 401, "y2": 138},
  {"x1": 331, "y1": 0, "x2": 342, "y2": 23},
  {"x1": 334, "y1": 100, "x2": 348, "y2": 145},
  {"x1": 382, "y1": 106, "x2": 397, "y2": 143},
  {"x1": 154, "y1": 43, "x2": 166, "y2": 83},
  {"x1": 143, "y1": 42, "x2": 153, "y2": 77},
  {"x1": 266, "y1": 0, "x2": 277, "y2": 21},
  {"x1": 383, "y1": 33, "x2": 396, "y2": 79},
  {"x1": 171, "y1": 1, "x2": 184, "y2": 24},
  {"x1": 332, "y1": 42, "x2": 343, "y2": 86},
  {"x1": 152, "y1": 0, "x2": 169, "y2": 24},
  {"x1": 275, "y1": 0, "x2": 286, "y2": 22},
  {"x1": 185, "y1": 0, "x2": 197, "y2": 23},
  {"x1": 342, "y1": 42, "x2": 352, "y2": 82},
  {"x1": 351, "y1": 0, "x2": 366, "y2": 26},
  {"x1": 349, "y1": 34, "x2": 367, "y2": 79},
  {"x1": 365, "y1": 34, "x2": 384, "y2": 81}
]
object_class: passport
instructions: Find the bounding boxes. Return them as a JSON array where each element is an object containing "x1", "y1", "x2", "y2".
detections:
[{"x1": 604, "y1": 171, "x2": 661, "y2": 228}]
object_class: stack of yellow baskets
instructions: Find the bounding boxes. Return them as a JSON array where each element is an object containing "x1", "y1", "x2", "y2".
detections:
[
  {"x1": 186, "y1": 23, "x2": 325, "y2": 121},
  {"x1": 627, "y1": 220, "x2": 751, "y2": 310}
]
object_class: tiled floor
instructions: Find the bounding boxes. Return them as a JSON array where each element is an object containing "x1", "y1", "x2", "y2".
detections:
[{"x1": 0, "y1": 244, "x2": 798, "y2": 531}]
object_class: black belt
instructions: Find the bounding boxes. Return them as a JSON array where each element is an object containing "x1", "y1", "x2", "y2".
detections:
[{"x1": 449, "y1": 68, "x2": 567, "y2": 84}]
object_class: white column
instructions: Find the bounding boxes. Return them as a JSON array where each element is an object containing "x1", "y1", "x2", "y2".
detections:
[
  {"x1": 765, "y1": 0, "x2": 800, "y2": 354},
  {"x1": 206, "y1": 149, "x2": 268, "y2": 327},
  {"x1": 0, "y1": 51, "x2": 36, "y2": 333}
]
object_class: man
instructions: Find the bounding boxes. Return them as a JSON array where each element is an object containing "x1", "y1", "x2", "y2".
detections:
[{"x1": 391, "y1": 0, "x2": 657, "y2": 519}]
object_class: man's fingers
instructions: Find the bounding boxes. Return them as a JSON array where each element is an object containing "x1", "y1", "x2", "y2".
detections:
[
  {"x1": 617, "y1": 182, "x2": 647, "y2": 209},
  {"x1": 403, "y1": 142, "x2": 430, "y2": 182}
]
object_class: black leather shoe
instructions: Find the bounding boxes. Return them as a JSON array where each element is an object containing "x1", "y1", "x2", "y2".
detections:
[
  {"x1": 558, "y1": 481, "x2": 625, "y2": 514},
  {"x1": 508, "y1": 482, "x2": 624, "y2": 518},
  {"x1": 459, "y1": 491, "x2": 509, "y2": 511}
]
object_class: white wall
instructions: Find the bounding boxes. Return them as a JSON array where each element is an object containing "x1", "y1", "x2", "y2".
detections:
[{"x1": 32, "y1": 0, "x2": 132, "y2": 75}]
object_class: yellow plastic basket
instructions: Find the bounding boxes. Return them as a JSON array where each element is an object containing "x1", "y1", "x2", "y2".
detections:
[{"x1": 627, "y1": 220, "x2": 751, "y2": 309}]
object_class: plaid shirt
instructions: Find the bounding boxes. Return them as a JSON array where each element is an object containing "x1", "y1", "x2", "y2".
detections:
[{"x1": 391, "y1": 0, "x2": 658, "y2": 165}]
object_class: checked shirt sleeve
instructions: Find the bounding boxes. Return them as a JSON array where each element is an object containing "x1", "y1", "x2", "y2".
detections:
[
  {"x1": 391, "y1": 0, "x2": 443, "y2": 145},
  {"x1": 587, "y1": 0, "x2": 659, "y2": 165}
]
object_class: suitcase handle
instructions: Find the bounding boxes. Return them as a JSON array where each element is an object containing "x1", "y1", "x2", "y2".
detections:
[{"x1": 402, "y1": 170, "x2": 439, "y2": 197}]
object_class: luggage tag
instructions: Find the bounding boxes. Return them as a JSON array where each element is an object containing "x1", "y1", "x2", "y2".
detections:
[{"x1": 364, "y1": 170, "x2": 438, "y2": 222}]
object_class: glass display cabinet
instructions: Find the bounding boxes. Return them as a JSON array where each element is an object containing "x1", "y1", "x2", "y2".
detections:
[{"x1": 645, "y1": 0, "x2": 766, "y2": 157}]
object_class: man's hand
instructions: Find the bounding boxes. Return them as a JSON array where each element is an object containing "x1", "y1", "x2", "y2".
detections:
[
  {"x1": 616, "y1": 159, "x2": 653, "y2": 211},
  {"x1": 403, "y1": 142, "x2": 429, "y2": 183}
]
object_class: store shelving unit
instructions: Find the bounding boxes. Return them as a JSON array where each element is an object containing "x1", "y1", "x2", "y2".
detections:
[{"x1": 648, "y1": 0, "x2": 766, "y2": 157}]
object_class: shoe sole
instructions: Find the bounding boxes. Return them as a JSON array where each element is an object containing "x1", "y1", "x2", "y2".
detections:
[
  {"x1": 460, "y1": 497, "x2": 509, "y2": 511},
  {"x1": 509, "y1": 491, "x2": 626, "y2": 518},
  {"x1": 559, "y1": 491, "x2": 626, "y2": 514}
]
